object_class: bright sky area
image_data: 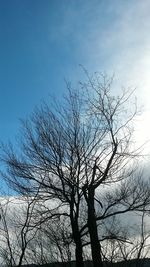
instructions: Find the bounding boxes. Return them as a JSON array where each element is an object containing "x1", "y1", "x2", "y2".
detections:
[{"x1": 0, "y1": 0, "x2": 150, "y2": 167}]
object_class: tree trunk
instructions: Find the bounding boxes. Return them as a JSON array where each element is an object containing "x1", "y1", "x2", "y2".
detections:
[
  {"x1": 88, "y1": 188, "x2": 103, "y2": 267},
  {"x1": 17, "y1": 247, "x2": 25, "y2": 267},
  {"x1": 70, "y1": 215, "x2": 84, "y2": 267},
  {"x1": 75, "y1": 236, "x2": 84, "y2": 267}
]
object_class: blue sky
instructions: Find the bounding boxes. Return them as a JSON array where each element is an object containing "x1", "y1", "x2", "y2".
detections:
[{"x1": 0, "y1": 0, "x2": 150, "y2": 147}]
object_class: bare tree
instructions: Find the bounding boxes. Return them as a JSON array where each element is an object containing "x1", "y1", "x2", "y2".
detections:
[
  {"x1": 1, "y1": 72, "x2": 150, "y2": 267},
  {"x1": 127, "y1": 209, "x2": 150, "y2": 267},
  {"x1": 0, "y1": 198, "x2": 16, "y2": 267},
  {"x1": 0, "y1": 195, "x2": 38, "y2": 267},
  {"x1": 1, "y1": 88, "x2": 86, "y2": 267},
  {"x1": 25, "y1": 216, "x2": 74, "y2": 266},
  {"x1": 40, "y1": 217, "x2": 73, "y2": 264}
]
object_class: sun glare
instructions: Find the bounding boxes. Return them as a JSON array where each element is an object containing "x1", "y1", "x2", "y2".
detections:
[{"x1": 133, "y1": 110, "x2": 150, "y2": 155}]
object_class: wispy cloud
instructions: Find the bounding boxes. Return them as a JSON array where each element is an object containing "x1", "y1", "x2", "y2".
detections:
[{"x1": 55, "y1": 0, "x2": 150, "y2": 150}]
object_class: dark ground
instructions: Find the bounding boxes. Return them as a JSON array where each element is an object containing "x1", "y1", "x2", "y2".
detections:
[{"x1": 22, "y1": 258, "x2": 150, "y2": 267}]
